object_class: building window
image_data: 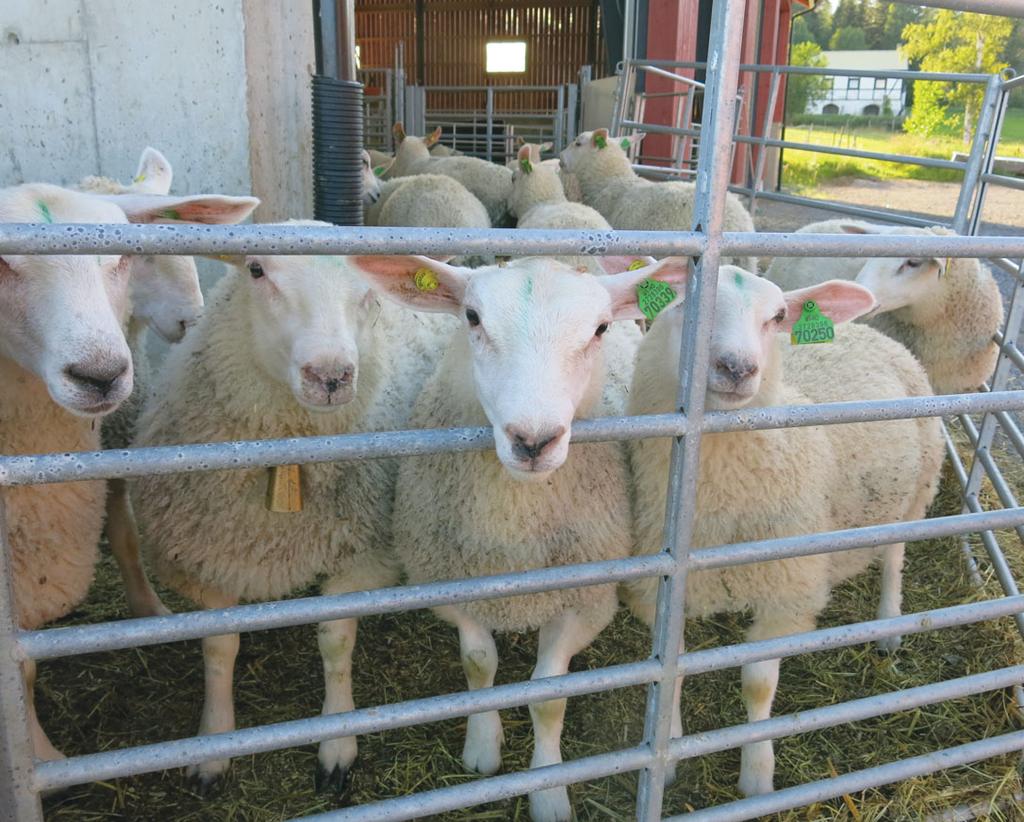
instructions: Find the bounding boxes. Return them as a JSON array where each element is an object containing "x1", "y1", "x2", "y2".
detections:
[
  {"x1": 823, "y1": 104, "x2": 840, "y2": 115},
  {"x1": 486, "y1": 41, "x2": 527, "y2": 73},
  {"x1": 848, "y1": 77, "x2": 861, "y2": 91},
  {"x1": 874, "y1": 77, "x2": 886, "y2": 90},
  {"x1": 863, "y1": 104, "x2": 880, "y2": 115}
]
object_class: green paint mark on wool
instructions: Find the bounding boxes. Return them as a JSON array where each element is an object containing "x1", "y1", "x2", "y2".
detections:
[
  {"x1": 162, "y1": 208, "x2": 182, "y2": 221},
  {"x1": 518, "y1": 275, "x2": 534, "y2": 327},
  {"x1": 37, "y1": 201, "x2": 53, "y2": 223},
  {"x1": 734, "y1": 270, "x2": 744, "y2": 288}
]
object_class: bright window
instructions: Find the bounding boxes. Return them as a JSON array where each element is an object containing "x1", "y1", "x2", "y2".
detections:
[{"x1": 486, "y1": 41, "x2": 527, "y2": 73}]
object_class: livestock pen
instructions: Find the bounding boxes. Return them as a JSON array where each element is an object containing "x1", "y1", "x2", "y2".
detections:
[{"x1": 4, "y1": 1, "x2": 1024, "y2": 821}]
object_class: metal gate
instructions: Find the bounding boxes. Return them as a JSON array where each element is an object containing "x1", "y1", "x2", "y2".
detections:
[{"x1": 3, "y1": 0, "x2": 1024, "y2": 819}]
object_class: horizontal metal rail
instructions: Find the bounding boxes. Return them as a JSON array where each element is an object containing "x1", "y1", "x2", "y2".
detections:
[
  {"x1": 1003, "y1": 73, "x2": 1024, "y2": 91},
  {"x1": 982, "y1": 172, "x2": 1024, "y2": 192},
  {"x1": 5, "y1": 224, "x2": 1024, "y2": 259},
  {"x1": 628, "y1": 58, "x2": 993, "y2": 84},
  {"x1": 728, "y1": 186, "x2": 942, "y2": 228},
  {"x1": 5, "y1": 391, "x2": 1024, "y2": 487},
  {"x1": 667, "y1": 730, "x2": 1024, "y2": 822}
]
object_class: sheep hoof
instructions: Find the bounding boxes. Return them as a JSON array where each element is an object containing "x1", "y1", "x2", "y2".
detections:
[
  {"x1": 529, "y1": 785, "x2": 573, "y2": 822},
  {"x1": 185, "y1": 764, "x2": 229, "y2": 797},
  {"x1": 315, "y1": 763, "x2": 352, "y2": 795},
  {"x1": 875, "y1": 634, "x2": 902, "y2": 655}
]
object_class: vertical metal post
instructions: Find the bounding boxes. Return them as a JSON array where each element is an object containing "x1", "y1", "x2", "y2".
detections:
[
  {"x1": 748, "y1": 70, "x2": 781, "y2": 218},
  {"x1": 0, "y1": 494, "x2": 44, "y2": 822},
  {"x1": 566, "y1": 83, "x2": 579, "y2": 144},
  {"x1": 336, "y1": 0, "x2": 357, "y2": 83},
  {"x1": 968, "y1": 84, "x2": 1011, "y2": 237},
  {"x1": 634, "y1": 0, "x2": 747, "y2": 818},
  {"x1": 485, "y1": 87, "x2": 495, "y2": 162},
  {"x1": 952, "y1": 74, "x2": 1002, "y2": 234},
  {"x1": 554, "y1": 85, "x2": 566, "y2": 151},
  {"x1": 611, "y1": 63, "x2": 629, "y2": 138},
  {"x1": 318, "y1": 0, "x2": 339, "y2": 80}
]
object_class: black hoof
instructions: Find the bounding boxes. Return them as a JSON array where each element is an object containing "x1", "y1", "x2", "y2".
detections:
[{"x1": 315, "y1": 763, "x2": 352, "y2": 796}]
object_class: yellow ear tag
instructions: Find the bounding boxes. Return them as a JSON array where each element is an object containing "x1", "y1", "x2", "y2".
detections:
[
  {"x1": 266, "y1": 464, "x2": 302, "y2": 512},
  {"x1": 627, "y1": 259, "x2": 646, "y2": 271},
  {"x1": 133, "y1": 173, "x2": 146, "y2": 183},
  {"x1": 414, "y1": 268, "x2": 439, "y2": 292}
]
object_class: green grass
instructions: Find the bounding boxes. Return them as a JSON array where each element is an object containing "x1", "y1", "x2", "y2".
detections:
[{"x1": 780, "y1": 109, "x2": 1024, "y2": 190}]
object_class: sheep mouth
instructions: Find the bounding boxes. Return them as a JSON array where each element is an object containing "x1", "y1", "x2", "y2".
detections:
[{"x1": 707, "y1": 388, "x2": 756, "y2": 408}]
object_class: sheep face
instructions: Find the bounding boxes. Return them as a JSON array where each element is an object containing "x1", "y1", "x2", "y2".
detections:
[
  {"x1": 352, "y1": 254, "x2": 687, "y2": 479},
  {"x1": 685, "y1": 266, "x2": 876, "y2": 411},
  {"x1": 361, "y1": 150, "x2": 384, "y2": 205},
  {"x1": 558, "y1": 129, "x2": 642, "y2": 174},
  {"x1": 240, "y1": 254, "x2": 378, "y2": 412},
  {"x1": 0, "y1": 185, "x2": 134, "y2": 416},
  {"x1": 129, "y1": 254, "x2": 204, "y2": 343}
]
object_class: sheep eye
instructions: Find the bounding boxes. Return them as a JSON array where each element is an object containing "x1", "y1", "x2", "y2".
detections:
[
  {"x1": 595, "y1": 322, "x2": 609, "y2": 338},
  {"x1": 773, "y1": 309, "x2": 785, "y2": 323},
  {"x1": 904, "y1": 259, "x2": 922, "y2": 269},
  {"x1": 466, "y1": 308, "x2": 481, "y2": 327},
  {"x1": 248, "y1": 261, "x2": 264, "y2": 279}
]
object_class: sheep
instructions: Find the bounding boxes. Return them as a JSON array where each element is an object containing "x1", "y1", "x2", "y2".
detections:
[
  {"x1": 558, "y1": 129, "x2": 758, "y2": 272},
  {"x1": 0, "y1": 182, "x2": 253, "y2": 762},
  {"x1": 351, "y1": 253, "x2": 684, "y2": 822},
  {"x1": 764, "y1": 220, "x2": 1004, "y2": 394},
  {"x1": 366, "y1": 142, "x2": 458, "y2": 171},
  {"x1": 509, "y1": 144, "x2": 610, "y2": 231},
  {"x1": 390, "y1": 123, "x2": 514, "y2": 226},
  {"x1": 622, "y1": 261, "x2": 944, "y2": 796},
  {"x1": 131, "y1": 235, "x2": 453, "y2": 790},
  {"x1": 510, "y1": 139, "x2": 583, "y2": 202},
  {"x1": 77, "y1": 147, "x2": 259, "y2": 617}
]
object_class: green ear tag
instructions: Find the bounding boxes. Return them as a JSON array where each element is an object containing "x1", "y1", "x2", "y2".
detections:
[
  {"x1": 620, "y1": 138, "x2": 631, "y2": 150},
  {"x1": 636, "y1": 279, "x2": 676, "y2": 322},
  {"x1": 594, "y1": 133, "x2": 607, "y2": 149},
  {"x1": 162, "y1": 208, "x2": 182, "y2": 221},
  {"x1": 373, "y1": 165, "x2": 386, "y2": 177},
  {"x1": 414, "y1": 268, "x2": 439, "y2": 292},
  {"x1": 36, "y1": 201, "x2": 53, "y2": 224},
  {"x1": 519, "y1": 157, "x2": 533, "y2": 174},
  {"x1": 790, "y1": 300, "x2": 834, "y2": 346},
  {"x1": 627, "y1": 259, "x2": 646, "y2": 271}
]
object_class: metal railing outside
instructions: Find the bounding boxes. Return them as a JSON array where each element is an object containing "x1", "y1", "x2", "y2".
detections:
[{"x1": 3, "y1": 2, "x2": 1024, "y2": 822}]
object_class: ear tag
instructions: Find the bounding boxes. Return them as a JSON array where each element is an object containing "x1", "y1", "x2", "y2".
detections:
[
  {"x1": 942, "y1": 258, "x2": 950, "y2": 277},
  {"x1": 627, "y1": 259, "x2": 646, "y2": 271},
  {"x1": 266, "y1": 464, "x2": 302, "y2": 512},
  {"x1": 620, "y1": 138, "x2": 631, "y2": 151},
  {"x1": 519, "y1": 157, "x2": 533, "y2": 174},
  {"x1": 162, "y1": 208, "x2": 182, "y2": 220},
  {"x1": 373, "y1": 166, "x2": 386, "y2": 177},
  {"x1": 636, "y1": 279, "x2": 676, "y2": 322},
  {"x1": 37, "y1": 201, "x2": 53, "y2": 224},
  {"x1": 790, "y1": 300, "x2": 834, "y2": 346},
  {"x1": 594, "y1": 133, "x2": 607, "y2": 149},
  {"x1": 133, "y1": 173, "x2": 146, "y2": 183},
  {"x1": 414, "y1": 268, "x2": 439, "y2": 292}
]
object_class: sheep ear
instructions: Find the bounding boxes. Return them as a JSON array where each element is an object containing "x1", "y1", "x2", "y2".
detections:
[
  {"x1": 198, "y1": 253, "x2": 246, "y2": 266},
  {"x1": 424, "y1": 127, "x2": 442, "y2": 148},
  {"x1": 780, "y1": 280, "x2": 876, "y2": 331},
  {"x1": 618, "y1": 133, "x2": 645, "y2": 151},
  {"x1": 393, "y1": 122, "x2": 407, "y2": 142},
  {"x1": 592, "y1": 128, "x2": 609, "y2": 149},
  {"x1": 128, "y1": 147, "x2": 173, "y2": 195},
  {"x1": 351, "y1": 255, "x2": 468, "y2": 314},
  {"x1": 514, "y1": 136, "x2": 526, "y2": 148},
  {"x1": 837, "y1": 223, "x2": 887, "y2": 234},
  {"x1": 601, "y1": 256, "x2": 689, "y2": 321},
  {"x1": 538, "y1": 141, "x2": 553, "y2": 153},
  {"x1": 374, "y1": 158, "x2": 395, "y2": 177},
  {"x1": 517, "y1": 144, "x2": 534, "y2": 173},
  {"x1": 594, "y1": 255, "x2": 656, "y2": 275},
  {"x1": 105, "y1": 194, "x2": 260, "y2": 224}
]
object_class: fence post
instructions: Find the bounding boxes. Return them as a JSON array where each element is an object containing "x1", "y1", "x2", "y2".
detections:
[
  {"x1": 633, "y1": 0, "x2": 747, "y2": 818},
  {"x1": 0, "y1": 493, "x2": 44, "y2": 822},
  {"x1": 554, "y1": 85, "x2": 566, "y2": 151},
  {"x1": 953, "y1": 73, "x2": 1003, "y2": 234},
  {"x1": 485, "y1": 87, "x2": 494, "y2": 162},
  {"x1": 748, "y1": 69, "x2": 782, "y2": 218}
]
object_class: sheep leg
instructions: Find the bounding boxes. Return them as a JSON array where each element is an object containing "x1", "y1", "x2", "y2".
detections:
[
  {"x1": 436, "y1": 605, "x2": 503, "y2": 776},
  {"x1": 23, "y1": 659, "x2": 64, "y2": 763},
  {"x1": 105, "y1": 478, "x2": 170, "y2": 617},
  {"x1": 875, "y1": 543, "x2": 905, "y2": 653},
  {"x1": 528, "y1": 609, "x2": 604, "y2": 822},
  {"x1": 186, "y1": 588, "x2": 239, "y2": 791},
  {"x1": 738, "y1": 610, "x2": 815, "y2": 797}
]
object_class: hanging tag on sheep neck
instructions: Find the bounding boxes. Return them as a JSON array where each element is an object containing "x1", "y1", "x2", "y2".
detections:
[
  {"x1": 790, "y1": 300, "x2": 834, "y2": 346},
  {"x1": 266, "y1": 464, "x2": 303, "y2": 513},
  {"x1": 636, "y1": 279, "x2": 675, "y2": 323}
]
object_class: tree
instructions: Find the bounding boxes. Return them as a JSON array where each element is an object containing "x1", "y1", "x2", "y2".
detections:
[
  {"x1": 791, "y1": 15, "x2": 816, "y2": 46},
  {"x1": 785, "y1": 41, "x2": 830, "y2": 118},
  {"x1": 833, "y1": 0, "x2": 867, "y2": 32},
  {"x1": 880, "y1": 3, "x2": 923, "y2": 49},
  {"x1": 801, "y1": 3, "x2": 834, "y2": 50},
  {"x1": 830, "y1": 27, "x2": 869, "y2": 50},
  {"x1": 901, "y1": 10, "x2": 1013, "y2": 143}
]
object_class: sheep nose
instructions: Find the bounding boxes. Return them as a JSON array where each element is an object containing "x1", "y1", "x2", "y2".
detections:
[
  {"x1": 65, "y1": 360, "x2": 129, "y2": 397},
  {"x1": 505, "y1": 425, "x2": 566, "y2": 461},
  {"x1": 715, "y1": 356, "x2": 758, "y2": 385},
  {"x1": 302, "y1": 364, "x2": 355, "y2": 396}
]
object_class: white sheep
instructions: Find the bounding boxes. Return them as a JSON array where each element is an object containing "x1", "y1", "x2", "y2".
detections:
[
  {"x1": 510, "y1": 139, "x2": 583, "y2": 202},
  {"x1": 78, "y1": 147, "x2": 259, "y2": 618},
  {"x1": 131, "y1": 236, "x2": 452, "y2": 791},
  {"x1": 509, "y1": 144, "x2": 610, "y2": 231},
  {"x1": 390, "y1": 123, "x2": 514, "y2": 226},
  {"x1": 764, "y1": 219, "x2": 1004, "y2": 394},
  {"x1": 558, "y1": 129, "x2": 758, "y2": 272},
  {"x1": 352, "y1": 253, "x2": 684, "y2": 822},
  {"x1": 0, "y1": 183, "x2": 250, "y2": 762},
  {"x1": 623, "y1": 262, "x2": 944, "y2": 795}
]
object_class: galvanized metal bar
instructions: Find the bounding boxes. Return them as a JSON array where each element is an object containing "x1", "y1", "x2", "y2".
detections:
[
  {"x1": 8, "y1": 391, "x2": 1024, "y2": 488},
  {"x1": 636, "y1": 0, "x2": 747, "y2": 816},
  {"x1": 995, "y1": 410, "x2": 1024, "y2": 460},
  {"x1": 666, "y1": 730, "x2": 1024, "y2": 822},
  {"x1": 952, "y1": 75, "x2": 1003, "y2": 233},
  {"x1": 994, "y1": 330, "x2": 1024, "y2": 373},
  {"x1": 982, "y1": 172, "x2": 1024, "y2": 193},
  {"x1": 668, "y1": 665, "x2": 1024, "y2": 764},
  {"x1": 970, "y1": 86, "x2": 1012, "y2": 237},
  {"x1": 566, "y1": 83, "x2": 578, "y2": 144},
  {"x1": 484, "y1": 87, "x2": 494, "y2": 162},
  {"x1": 727, "y1": 187, "x2": 941, "y2": 228},
  {"x1": 943, "y1": 420, "x2": 987, "y2": 585},
  {"x1": 8, "y1": 224, "x2": 1024, "y2": 258},
  {"x1": 888, "y1": 0, "x2": 1024, "y2": 18},
  {"x1": 34, "y1": 661, "x2": 660, "y2": 791},
  {"x1": 0, "y1": 494, "x2": 44, "y2": 822},
  {"x1": 747, "y1": 69, "x2": 781, "y2": 218},
  {"x1": 638, "y1": 64, "x2": 706, "y2": 89},
  {"x1": 1002, "y1": 72, "x2": 1024, "y2": 91},
  {"x1": 554, "y1": 84, "x2": 565, "y2": 150},
  {"x1": 19, "y1": 555, "x2": 674, "y2": 661}
]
